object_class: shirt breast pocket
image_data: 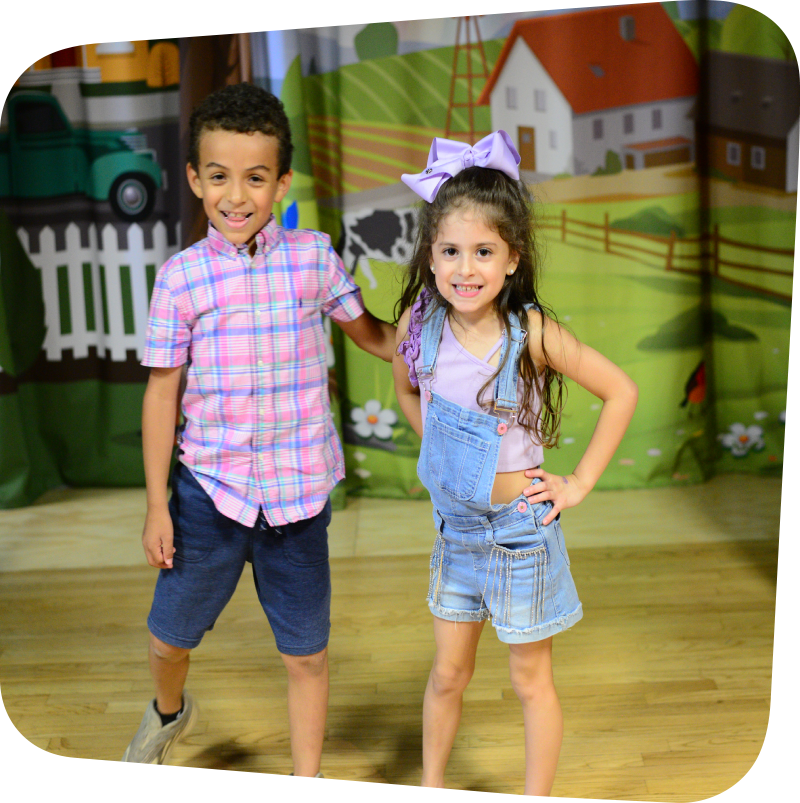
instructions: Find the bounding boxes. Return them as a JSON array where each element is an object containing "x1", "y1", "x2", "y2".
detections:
[{"x1": 426, "y1": 415, "x2": 490, "y2": 501}]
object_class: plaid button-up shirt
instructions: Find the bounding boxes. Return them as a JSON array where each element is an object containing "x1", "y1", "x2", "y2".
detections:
[{"x1": 142, "y1": 218, "x2": 365, "y2": 527}]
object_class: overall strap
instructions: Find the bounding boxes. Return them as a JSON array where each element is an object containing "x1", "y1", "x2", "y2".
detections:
[
  {"x1": 493, "y1": 306, "x2": 536, "y2": 413},
  {"x1": 417, "y1": 302, "x2": 448, "y2": 382}
]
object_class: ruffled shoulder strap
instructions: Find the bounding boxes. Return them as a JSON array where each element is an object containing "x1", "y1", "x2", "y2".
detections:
[{"x1": 397, "y1": 287, "x2": 431, "y2": 388}]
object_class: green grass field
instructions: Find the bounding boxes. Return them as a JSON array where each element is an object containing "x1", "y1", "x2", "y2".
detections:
[
  {"x1": 338, "y1": 192, "x2": 791, "y2": 500},
  {"x1": 304, "y1": 40, "x2": 504, "y2": 132}
]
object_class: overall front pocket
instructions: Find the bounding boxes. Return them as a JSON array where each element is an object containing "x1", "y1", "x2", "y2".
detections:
[{"x1": 426, "y1": 415, "x2": 490, "y2": 501}]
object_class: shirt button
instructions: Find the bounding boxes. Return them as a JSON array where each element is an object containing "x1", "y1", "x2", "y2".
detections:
[
  {"x1": 517, "y1": 501, "x2": 527, "y2": 513},
  {"x1": 258, "y1": 360, "x2": 264, "y2": 367}
]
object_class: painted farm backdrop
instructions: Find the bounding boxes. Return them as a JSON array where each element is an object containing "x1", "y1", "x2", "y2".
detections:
[{"x1": 0, "y1": 2, "x2": 796, "y2": 508}]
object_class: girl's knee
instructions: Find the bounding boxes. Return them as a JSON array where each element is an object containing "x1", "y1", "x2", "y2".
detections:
[
  {"x1": 430, "y1": 659, "x2": 474, "y2": 695},
  {"x1": 508, "y1": 640, "x2": 556, "y2": 701}
]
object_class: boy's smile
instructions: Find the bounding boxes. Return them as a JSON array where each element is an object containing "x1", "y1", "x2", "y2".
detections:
[{"x1": 187, "y1": 129, "x2": 293, "y2": 255}]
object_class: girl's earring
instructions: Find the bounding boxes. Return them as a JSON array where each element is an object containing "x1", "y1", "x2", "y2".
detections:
[{"x1": 430, "y1": 265, "x2": 435, "y2": 273}]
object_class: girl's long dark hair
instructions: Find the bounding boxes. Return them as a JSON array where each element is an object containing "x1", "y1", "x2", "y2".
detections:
[{"x1": 395, "y1": 166, "x2": 565, "y2": 448}]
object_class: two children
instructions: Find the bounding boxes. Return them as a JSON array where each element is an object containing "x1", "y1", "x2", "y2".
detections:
[{"x1": 128, "y1": 82, "x2": 636, "y2": 794}]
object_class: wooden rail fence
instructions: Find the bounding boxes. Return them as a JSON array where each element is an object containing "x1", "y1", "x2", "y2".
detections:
[{"x1": 541, "y1": 209, "x2": 794, "y2": 301}]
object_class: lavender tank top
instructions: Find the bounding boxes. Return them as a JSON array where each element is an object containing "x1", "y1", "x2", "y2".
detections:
[{"x1": 411, "y1": 312, "x2": 544, "y2": 472}]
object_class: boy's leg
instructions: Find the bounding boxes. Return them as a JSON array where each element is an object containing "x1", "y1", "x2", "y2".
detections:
[
  {"x1": 507, "y1": 637, "x2": 562, "y2": 796},
  {"x1": 422, "y1": 616, "x2": 485, "y2": 788},
  {"x1": 122, "y1": 634, "x2": 197, "y2": 764},
  {"x1": 150, "y1": 633, "x2": 191, "y2": 715},
  {"x1": 252, "y1": 500, "x2": 332, "y2": 776},
  {"x1": 281, "y1": 647, "x2": 329, "y2": 777},
  {"x1": 124, "y1": 463, "x2": 248, "y2": 763}
]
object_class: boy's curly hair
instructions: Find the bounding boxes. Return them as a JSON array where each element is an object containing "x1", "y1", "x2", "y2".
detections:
[{"x1": 187, "y1": 82, "x2": 293, "y2": 177}]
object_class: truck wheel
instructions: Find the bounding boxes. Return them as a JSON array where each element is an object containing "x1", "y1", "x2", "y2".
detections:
[{"x1": 109, "y1": 173, "x2": 156, "y2": 222}]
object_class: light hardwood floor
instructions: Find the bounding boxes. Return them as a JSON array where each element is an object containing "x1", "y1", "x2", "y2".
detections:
[{"x1": 0, "y1": 474, "x2": 780, "y2": 800}]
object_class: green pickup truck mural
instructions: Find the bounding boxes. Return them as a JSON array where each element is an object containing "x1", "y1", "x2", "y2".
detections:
[{"x1": 0, "y1": 92, "x2": 164, "y2": 221}]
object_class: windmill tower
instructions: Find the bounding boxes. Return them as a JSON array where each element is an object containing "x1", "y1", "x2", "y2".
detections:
[{"x1": 445, "y1": 16, "x2": 490, "y2": 143}]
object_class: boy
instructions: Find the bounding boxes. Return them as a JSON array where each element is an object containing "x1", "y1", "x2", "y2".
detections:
[{"x1": 122, "y1": 83, "x2": 395, "y2": 775}]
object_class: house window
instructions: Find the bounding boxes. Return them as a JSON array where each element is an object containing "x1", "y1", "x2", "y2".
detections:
[
  {"x1": 593, "y1": 118, "x2": 603, "y2": 140},
  {"x1": 549, "y1": 130, "x2": 557, "y2": 149},
  {"x1": 726, "y1": 142, "x2": 741, "y2": 166},
  {"x1": 620, "y1": 15, "x2": 636, "y2": 41},
  {"x1": 534, "y1": 89, "x2": 546, "y2": 112},
  {"x1": 652, "y1": 108, "x2": 663, "y2": 130},
  {"x1": 751, "y1": 146, "x2": 766, "y2": 170},
  {"x1": 623, "y1": 113, "x2": 634, "y2": 134},
  {"x1": 506, "y1": 86, "x2": 517, "y2": 110}
]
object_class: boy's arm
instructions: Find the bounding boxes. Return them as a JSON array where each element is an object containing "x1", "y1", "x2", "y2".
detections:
[
  {"x1": 336, "y1": 310, "x2": 397, "y2": 362},
  {"x1": 141, "y1": 365, "x2": 184, "y2": 569},
  {"x1": 392, "y1": 308, "x2": 423, "y2": 438}
]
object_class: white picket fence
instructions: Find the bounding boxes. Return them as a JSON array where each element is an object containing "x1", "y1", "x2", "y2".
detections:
[{"x1": 17, "y1": 222, "x2": 181, "y2": 363}]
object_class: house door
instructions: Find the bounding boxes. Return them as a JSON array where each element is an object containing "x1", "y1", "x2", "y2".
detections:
[{"x1": 518, "y1": 127, "x2": 536, "y2": 171}]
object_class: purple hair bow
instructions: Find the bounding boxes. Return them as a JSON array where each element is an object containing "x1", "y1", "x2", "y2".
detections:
[{"x1": 401, "y1": 130, "x2": 521, "y2": 203}]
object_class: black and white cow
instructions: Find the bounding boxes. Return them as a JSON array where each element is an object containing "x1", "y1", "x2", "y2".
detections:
[{"x1": 338, "y1": 207, "x2": 417, "y2": 288}]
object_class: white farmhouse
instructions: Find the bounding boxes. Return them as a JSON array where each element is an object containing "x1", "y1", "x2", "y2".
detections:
[{"x1": 477, "y1": 4, "x2": 698, "y2": 177}]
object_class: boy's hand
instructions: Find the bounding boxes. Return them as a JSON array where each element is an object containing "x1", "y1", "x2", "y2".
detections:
[
  {"x1": 522, "y1": 468, "x2": 588, "y2": 526},
  {"x1": 142, "y1": 506, "x2": 176, "y2": 569}
]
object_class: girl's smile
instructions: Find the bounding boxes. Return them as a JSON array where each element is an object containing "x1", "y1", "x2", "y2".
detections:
[{"x1": 431, "y1": 209, "x2": 519, "y2": 325}]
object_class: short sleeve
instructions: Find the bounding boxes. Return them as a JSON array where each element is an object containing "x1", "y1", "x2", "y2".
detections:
[
  {"x1": 321, "y1": 244, "x2": 365, "y2": 323},
  {"x1": 141, "y1": 263, "x2": 192, "y2": 367}
]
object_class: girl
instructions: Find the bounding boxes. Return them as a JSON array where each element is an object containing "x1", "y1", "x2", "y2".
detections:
[{"x1": 393, "y1": 131, "x2": 638, "y2": 796}]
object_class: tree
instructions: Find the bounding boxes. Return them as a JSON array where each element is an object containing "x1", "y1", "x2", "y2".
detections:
[
  {"x1": 719, "y1": 6, "x2": 796, "y2": 61},
  {"x1": 354, "y1": 23, "x2": 399, "y2": 61}
]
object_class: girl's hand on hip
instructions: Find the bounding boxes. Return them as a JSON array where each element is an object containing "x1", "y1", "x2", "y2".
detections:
[{"x1": 522, "y1": 468, "x2": 588, "y2": 526}]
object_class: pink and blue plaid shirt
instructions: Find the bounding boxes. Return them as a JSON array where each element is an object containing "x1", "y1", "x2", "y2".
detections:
[{"x1": 142, "y1": 218, "x2": 365, "y2": 527}]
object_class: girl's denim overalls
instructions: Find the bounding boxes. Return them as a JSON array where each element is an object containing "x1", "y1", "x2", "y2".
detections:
[{"x1": 417, "y1": 304, "x2": 582, "y2": 643}]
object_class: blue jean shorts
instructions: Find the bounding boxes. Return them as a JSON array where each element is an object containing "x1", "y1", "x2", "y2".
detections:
[
  {"x1": 147, "y1": 462, "x2": 331, "y2": 656},
  {"x1": 427, "y1": 482, "x2": 583, "y2": 643}
]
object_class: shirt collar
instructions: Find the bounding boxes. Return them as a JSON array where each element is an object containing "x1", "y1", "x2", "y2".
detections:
[{"x1": 206, "y1": 215, "x2": 281, "y2": 258}]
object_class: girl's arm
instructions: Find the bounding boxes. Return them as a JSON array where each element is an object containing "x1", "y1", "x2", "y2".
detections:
[
  {"x1": 524, "y1": 310, "x2": 638, "y2": 525},
  {"x1": 393, "y1": 307, "x2": 424, "y2": 438}
]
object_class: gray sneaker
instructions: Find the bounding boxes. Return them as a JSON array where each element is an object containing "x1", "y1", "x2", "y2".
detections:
[{"x1": 121, "y1": 693, "x2": 197, "y2": 764}]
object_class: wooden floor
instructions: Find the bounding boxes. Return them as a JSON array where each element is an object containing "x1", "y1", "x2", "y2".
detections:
[{"x1": 0, "y1": 474, "x2": 780, "y2": 800}]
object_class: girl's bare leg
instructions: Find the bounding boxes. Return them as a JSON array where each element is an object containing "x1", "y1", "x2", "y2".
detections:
[
  {"x1": 421, "y1": 617, "x2": 485, "y2": 788},
  {"x1": 508, "y1": 637, "x2": 562, "y2": 796}
]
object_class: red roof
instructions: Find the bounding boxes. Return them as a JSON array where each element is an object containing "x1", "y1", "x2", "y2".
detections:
[{"x1": 477, "y1": 4, "x2": 698, "y2": 114}]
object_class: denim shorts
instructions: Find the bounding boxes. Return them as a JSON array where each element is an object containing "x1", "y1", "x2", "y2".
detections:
[
  {"x1": 147, "y1": 462, "x2": 331, "y2": 656},
  {"x1": 427, "y1": 483, "x2": 583, "y2": 643}
]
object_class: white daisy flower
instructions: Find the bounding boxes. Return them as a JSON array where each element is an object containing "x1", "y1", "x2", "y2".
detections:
[
  {"x1": 718, "y1": 423, "x2": 765, "y2": 457},
  {"x1": 351, "y1": 400, "x2": 398, "y2": 440}
]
